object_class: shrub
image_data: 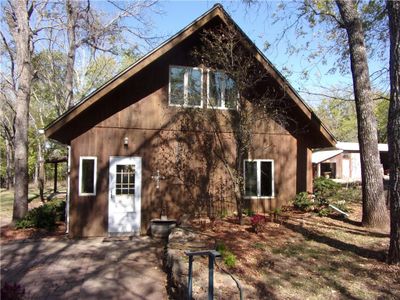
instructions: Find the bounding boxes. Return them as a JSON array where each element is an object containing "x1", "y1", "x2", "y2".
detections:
[
  {"x1": 250, "y1": 214, "x2": 265, "y2": 233},
  {"x1": 15, "y1": 200, "x2": 66, "y2": 230},
  {"x1": 314, "y1": 177, "x2": 340, "y2": 205},
  {"x1": 250, "y1": 214, "x2": 265, "y2": 226},
  {"x1": 293, "y1": 192, "x2": 313, "y2": 211},
  {"x1": 216, "y1": 242, "x2": 236, "y2": 268}
]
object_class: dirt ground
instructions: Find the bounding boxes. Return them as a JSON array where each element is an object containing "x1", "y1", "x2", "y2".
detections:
[{"x1": 192, "y1": 203, "x2": 400, "y2": 300}]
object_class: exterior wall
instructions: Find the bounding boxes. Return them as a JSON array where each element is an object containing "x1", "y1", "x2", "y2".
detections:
[
  {"x1": 68, "y1": 88, "x2": 311, "y2": 237},
  {"x1": 67, "y1": 33, "x2": 315, "y2": 237},
  {"x1": 320, "y1": 154, "x2": 343, "y2": 179}
]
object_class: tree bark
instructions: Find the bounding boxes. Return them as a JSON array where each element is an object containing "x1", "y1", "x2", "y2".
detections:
[
  {"x1": 9, "y1": 0, "x2": 33, "y2": 221},
  {"x1": 37, "y1": 141, "x2": 45, "y2": 201},
  {"x1": 5, "y1": 138, "x2": 13, "y2": 189},
  {"x1": 335, "y1": 0, "x2": 389, "y2": 228},
  {"x1": 65, "y1": 0, "x2": 77, "y2": 110},
  {"x1": 387, "y1": 0, "x2": 400, "y2": 264}
]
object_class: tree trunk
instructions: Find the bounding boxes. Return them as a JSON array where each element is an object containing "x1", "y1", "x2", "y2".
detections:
[
  {"x1": 5, "y1": 138, "x2": 13, "y2": 190},
  {"x1": 336, "y1": 0, "x2": 389, "y2": 228},
  {"x1": 387, "y1": 0, "x2": 400, "y2": 264},
  {"x1": 65, "y1": 0, "x2": 77, "y2": 110},
  {"x1": 37, "y1": 141, "x2": 45, "y2": 202},
  {"x1": 10, "y1": 0, "x2": 33, "y2": 221}
]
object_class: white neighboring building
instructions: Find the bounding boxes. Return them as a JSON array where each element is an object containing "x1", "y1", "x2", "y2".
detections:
[{"x1": 312, "y1": 142, "x2": 389, "y2": 182}]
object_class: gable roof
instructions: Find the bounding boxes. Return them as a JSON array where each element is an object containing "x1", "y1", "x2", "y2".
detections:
[{"x1": 45, "y1": 4, "x2": 336, "y2": 147}]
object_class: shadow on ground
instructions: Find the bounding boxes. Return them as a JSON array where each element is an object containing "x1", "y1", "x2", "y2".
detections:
[{"x1": 0, "y1": 237, "x2": 168, "y2": 299}]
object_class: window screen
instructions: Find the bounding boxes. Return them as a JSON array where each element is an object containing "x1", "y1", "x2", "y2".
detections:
[
  {"x1": 260, "y1": 161, "x2": 273, "y2": 196},
  {"x1": 208, "y1": 70, "x2": 237, "y2": 109},
  {"x1": 245, "y1": 161, "x2": 257, "y2": 197},
  {"x1": 170, "y1": 67, "x2": 185, "y2": 105},
  {"x1": 209, "y1": 71, "x2": 224, "y2": 107},
  {"x1": 187, "y1": 68, "x2": 202, "y2": 106},
  {"x1": 80, "y1": 158, "x2": 96, "y2": 195},
  {"x1": 169, "y1": 66, "x2": 202, "y2": 107},
  {"x1": 244, "y1": 160, "x2": 274, "y2": 197}
]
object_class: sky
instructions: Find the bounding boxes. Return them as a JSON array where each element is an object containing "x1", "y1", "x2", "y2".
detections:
[{"x1": 91, "y1": 0, "x2": 389, "y2": 107}]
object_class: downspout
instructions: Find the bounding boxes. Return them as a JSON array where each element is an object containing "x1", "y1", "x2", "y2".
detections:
[{"x1": 66, "y1": 145, "x2": 71, "y2": 234}]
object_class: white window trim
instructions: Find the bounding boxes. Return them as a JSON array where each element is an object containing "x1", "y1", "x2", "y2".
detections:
[
  {"x1": 207, "y1": 69, "x2": 238, "y2": 110},
  {"x1": 79, "y1": 156, "x2": 97, "y2": 196},
  {"x1": 243, "y1": 159, "x2": 275, "y2": 199},
  {"x1": 168, "y1": 65, "x2": 203, "y2": 108}
]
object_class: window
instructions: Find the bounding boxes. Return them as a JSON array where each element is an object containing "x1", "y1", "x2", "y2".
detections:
[
  {"x1": 169, "y1": 66, "x2": 203, "y2": 107},
  {"x1": 244, "y1": 160, "x2": 274, "y2": 197},
  {"x1": 115, "y1": 164, "x2": 135, "y2": 195},
  {"x1": 208, "y1": 70, "x2": 237, "y2": 109},
  {"x1": 79, "y1": 157, "x2": 97, "y2": 196}
]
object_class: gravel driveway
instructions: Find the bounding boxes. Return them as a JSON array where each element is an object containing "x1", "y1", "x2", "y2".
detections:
[{"x1": 0, "y1": 237, "x2": 168, "y2": 299}]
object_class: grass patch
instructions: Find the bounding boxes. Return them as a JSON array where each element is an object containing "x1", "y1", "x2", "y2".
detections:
[
  {"x1": 0, "y1": 183, "x2": 66, "y2": 224},
  {"x1": 252, "y1": 242, "x2": 266, "y2": 250}
]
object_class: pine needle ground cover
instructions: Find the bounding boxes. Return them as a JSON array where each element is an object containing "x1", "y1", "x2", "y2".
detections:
[{"x1": 197, "y1": 202, "x2": 399, "y2": 299}]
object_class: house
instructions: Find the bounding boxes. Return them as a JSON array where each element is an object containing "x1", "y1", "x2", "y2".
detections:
[
  {"x1": 45, "y1": 4, "x2": 335, "y2": 237},
  {"x1": 312, "y1": 142, "x2": 389, "y2": 181}
]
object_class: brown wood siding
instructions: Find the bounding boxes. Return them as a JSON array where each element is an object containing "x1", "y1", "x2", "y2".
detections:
[
  {"x1": 69, "y1": 86, "x2": 312, "y2": 237},
  {"x1": 66, "y1": 28, "x2": 316, "y2": 237}
]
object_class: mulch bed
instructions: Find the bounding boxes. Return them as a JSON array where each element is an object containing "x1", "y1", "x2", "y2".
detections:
[{"x1": 0, "y1": 222, "x2": 67, "y2": 244}]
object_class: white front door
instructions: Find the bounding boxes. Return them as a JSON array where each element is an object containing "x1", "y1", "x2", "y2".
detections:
[{"x1": 108, "y1": 156, "x2": 141, "y2": 235}]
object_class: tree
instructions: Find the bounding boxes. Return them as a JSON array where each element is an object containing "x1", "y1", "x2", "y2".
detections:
[
  {"x1": 316, "y1": 98, "x2": 358, "y2": 142},
  {"x1": 186, "y1": 24, "x2": 286, "y2": 222},
  {"x1": 2, "y1": 0, "x2": 34, "y2": 221},
  {"x1": 335, "y1": 0, "x2": 388, "y2": 228},
  {"x1": 387, "y1": 0, "x2": 400, "y2": 264},
  {"x1": 315, "y1": 96, "x2": 388, "y2": 143},
  {"x1": 62, "y1": 0, "x2": 158, "y2": 110},
  {"x1": 265, "y1": 0, "x2": 389, "y2": 228}
]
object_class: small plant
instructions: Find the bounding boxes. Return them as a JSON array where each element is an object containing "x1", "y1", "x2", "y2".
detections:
[
  {"x1": 216, "y1": 242, "x2": 236, "y2": 268},
  {"x1": 243, "y1": 208, "x2": 255, "y2": 217},
  {"x1": 1, "y1": 282, "x2": 26, "y2": 300},
  {"x1": 272, "y1": 208, "x2": 282, "y2": 216},
  {"x1": 219, "y1": 209, "x2": 228, "y2": 219},
  {"x1": 223, "y1": 251, "x2": 236, "y2": 268},
  {"x1": 293, "y1": 192, "x2": 313, "y2": 211},
  {"x1": 216, "y1": 242, "x2": 227, "y2": 253},
  {"x1": 252, "y1": 242, "x2": 266, "y2": 250},
  {"x1": 318, "y1": 208, "x2": 330, "y2": 217},
  {"x1": 15, "y1": 199, "x2": 65, "y2": 230},
  {"x1": 250, "y1": 214, "x2": 265, "y2": 233}
]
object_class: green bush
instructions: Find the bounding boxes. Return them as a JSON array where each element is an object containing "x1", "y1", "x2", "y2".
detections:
[
  {"x1": 293, "y1": 192, "x2": 313, "y2": 211},
  {"x1": 15, "y1": 200, "x2": 65, "y2": 230},
  {"x1": 314, "y1": 177, "x2": 341, "y2": 205},
  {"x1": 216, "y1": 242, "x2": 236, "y2": 268}
]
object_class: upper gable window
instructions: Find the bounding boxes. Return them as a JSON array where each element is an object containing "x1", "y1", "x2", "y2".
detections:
[
  {"x1": 208, "y1": 70, "x2": 238, "y2": 109},
  {"x1": 169, "y1": 66, "x2": 203, "y2": 107}
]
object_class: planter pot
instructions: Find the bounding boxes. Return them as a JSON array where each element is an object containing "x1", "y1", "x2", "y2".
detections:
[{"x1": 151, "y1": 219, "x2": 177, "y2": 238}]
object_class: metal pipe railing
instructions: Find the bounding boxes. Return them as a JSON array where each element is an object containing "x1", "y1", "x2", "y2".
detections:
[{"x1": 185, "y1": 250, "x2": 221, "y2": 300}]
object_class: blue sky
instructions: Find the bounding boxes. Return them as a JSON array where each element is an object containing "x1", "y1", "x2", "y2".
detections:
[{"x1": 97, "y1": 0, "x2": 388, "y2": 107}]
